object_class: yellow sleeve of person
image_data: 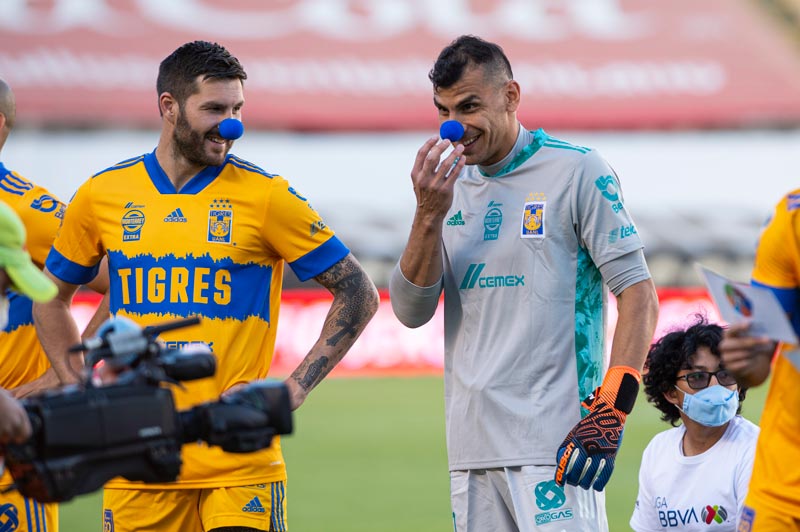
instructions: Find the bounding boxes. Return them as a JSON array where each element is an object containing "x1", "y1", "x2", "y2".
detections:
[{"x1": 0, "y1": 200, "x2": 57, "y2": 302}]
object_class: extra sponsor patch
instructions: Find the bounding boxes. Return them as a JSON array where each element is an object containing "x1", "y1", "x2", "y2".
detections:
[
  {"x1": 484, "y1": 201, "x2": 503, "y2": 241},
  {"x1": 121, "y1": 209, "x2": 145, "y2": 242},
  {"x1": 208, "y1": 198, "x2": 233, "y2": 244}
]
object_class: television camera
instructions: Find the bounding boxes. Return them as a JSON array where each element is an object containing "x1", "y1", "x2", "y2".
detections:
[{"x1": 2, "y1": 316, "x2": 292, "y2": 503}]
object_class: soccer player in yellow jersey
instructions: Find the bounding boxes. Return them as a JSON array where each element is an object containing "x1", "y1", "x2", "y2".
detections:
[
  {"x1": 720, "y1": 189, "x2": 800, "y2": 531},
  {"x1": 0, "y1": 79, "x2": 109, "y2": 532},
  {"x1": 34, "y1": 41, "x2": 379, "y2": 532}
]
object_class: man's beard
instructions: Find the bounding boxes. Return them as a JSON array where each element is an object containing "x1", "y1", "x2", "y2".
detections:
[{"x1": 172, "y1": 110, "x2": 226, "y2": 167}]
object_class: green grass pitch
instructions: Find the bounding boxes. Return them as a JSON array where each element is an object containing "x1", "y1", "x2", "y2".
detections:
[{"x1": 59, "y1": 376, "x2": 769, "y2": 531}]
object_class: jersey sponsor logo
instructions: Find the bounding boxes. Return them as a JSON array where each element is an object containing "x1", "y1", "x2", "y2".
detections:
[
  {"x1": 608, "y1": 223, "x2": 637, "y2": 243},
  {"x1": 208, "y1": 198, "x2": 233, "y2": 244},
  {"x1": 310, "y1": 220, "x2": 327, "y2": 236},
  {"x1": 459, "y1": 263, "x2": 524, "y2": 290},
  {"x1": 533, "y1": 480, "x2": 573, "y2": 525},
  {"x1": 124, "y1": 201, "x2": 145, "y2": 209},
  {"x1": 164, "y1": 208, "x2": 187, "y2": 223},
  {"x1": 163, "y1": 340, "x2": 214, "y2": 352},
  {"x1": 30, "y1": 193, "x2": 63, "y2": 216},
  {"x1": 521, "y1": 193, "x2": 546, "y2": 238},
  {"x1": 108, "y1": 250, "x2": 272, "y2": 322},
  {"x1": 0, "y1": 503, "x2": 19, "y2": 531},
  {"x1": 658, "y1": 507, "x2": 698, "y2": 527},
  {"x1": 483, "y1": 201, "x2": 503, "y2": 240},
  {"x1": 446, "y1": 210, "x2": 466, "y2": 226},
  {"x1": 103, "y1": 508, "x2": 115, "y2": 532},
  {"x1": 595, "y1": 175, "x2": 624, "y2": 213},
  {"x1": 242, "y1": 496, "x2": 266, "y2": 513},
  {"x1": 724, "y1": 284, "x2": 753, "y2": 317},
  {"x1": 121, "y1": 209, "x2": 145, "y2": 242}
]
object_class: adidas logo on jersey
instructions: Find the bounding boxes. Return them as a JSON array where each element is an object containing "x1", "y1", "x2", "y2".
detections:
[
  {"x1": 242, "y1": 496, "x2": 266, "y2": 513},
  {"x1": 447, "y1": 210, "x2": 466, "y2": 226},
  {"x1": 164, "y1": 208, "x2": 187, "y2": 223}
]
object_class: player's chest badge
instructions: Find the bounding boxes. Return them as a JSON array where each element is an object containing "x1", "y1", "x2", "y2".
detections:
[
  {"x1": 521, "y1": 193, "x2": 546, "y2": 239},
  {"x1": 207, "y1": 198, "x2": 233, "y2": 244}
]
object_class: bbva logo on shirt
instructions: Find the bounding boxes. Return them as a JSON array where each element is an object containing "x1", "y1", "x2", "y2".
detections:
[{"x1": 654, "y1": 497, "x2": 729, "y2": 527}]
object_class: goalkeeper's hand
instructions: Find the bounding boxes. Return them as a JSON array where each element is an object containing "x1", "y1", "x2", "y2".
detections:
[{"x1": 554, "y1": 365, "x2": 640, "y2": 491}]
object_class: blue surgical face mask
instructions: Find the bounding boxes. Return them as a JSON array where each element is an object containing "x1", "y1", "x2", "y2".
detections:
[{"x1": 675, "y1": 384, "x2": 738, "y2": 427}]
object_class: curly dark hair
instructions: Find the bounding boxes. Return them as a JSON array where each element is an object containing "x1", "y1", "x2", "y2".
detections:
[
  {"x1": 156, "y1": 41, "x2": 247, "y2": 114},
  {"x1": 429, "y1": 35, "x2": 513, "y2": 90},
  {"x1": 643, "y1": 315, "x2": 745, "y2": 426}
]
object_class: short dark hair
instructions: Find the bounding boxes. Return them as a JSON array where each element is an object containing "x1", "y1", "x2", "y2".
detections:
[
  {"x1": 643, "y1": 315, "x2": 745, "y2": 426},
  {"x1": 156, "y1": 41, "x2": 247, "y2": 110},
  {"x1": 429, "y1": 35, "x2": 513, "y2": 90}
]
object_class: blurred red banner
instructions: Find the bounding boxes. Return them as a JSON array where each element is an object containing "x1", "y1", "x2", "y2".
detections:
[
  {"x1": 2, "y1": 0, "x2": 800, "y2": 130},
  {"x1": 73, "y1": 287, "x2": 721, "y2": 377}
]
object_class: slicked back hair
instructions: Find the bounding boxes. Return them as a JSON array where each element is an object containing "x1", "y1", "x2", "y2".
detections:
[
  {"x1": 643, "y1": 315, "x2": 745, "y2": 426},
  {"x1": 157, "y1": 41, "x2": 247, "y2": 114},
  {"x1": 429, "y1": 35, "x2": 513, "y2": 90}
]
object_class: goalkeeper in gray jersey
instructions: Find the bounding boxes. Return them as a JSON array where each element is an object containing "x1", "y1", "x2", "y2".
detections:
[{"x1": 390, "y1": 35, "x2": 659, "y2": 532}]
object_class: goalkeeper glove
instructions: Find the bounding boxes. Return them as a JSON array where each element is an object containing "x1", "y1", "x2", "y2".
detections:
[{"x1": 554, "y1": 365, "x2": 640, "y2": 491}]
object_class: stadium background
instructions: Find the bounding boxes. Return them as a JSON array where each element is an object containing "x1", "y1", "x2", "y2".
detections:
[{"x1": 2, "y1": 1, "x2": 799, "y2": 530}]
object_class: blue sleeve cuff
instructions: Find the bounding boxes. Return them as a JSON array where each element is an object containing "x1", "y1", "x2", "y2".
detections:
[
  {"x1": 752, "y1": 280, "x2": 799, "y2": 315},
  {"x1": 289, "y1": 236, "x2": 350, "y2": 282},
  {"x1": 45, "y1": 247, "x2": 100, "y2": 285}
]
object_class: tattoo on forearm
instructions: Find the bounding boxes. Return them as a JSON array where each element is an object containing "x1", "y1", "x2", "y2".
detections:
[
  {"x1": 299, "y1": 356, "x2": 329, "y2": 390},
  {"x1": 314, "y1": 256, "x2": 376, "y2": 348}
]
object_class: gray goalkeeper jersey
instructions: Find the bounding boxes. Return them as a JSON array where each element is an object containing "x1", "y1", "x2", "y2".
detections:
[{"x1": 391, "y1": 126, "x2": 650, "y2": 470}]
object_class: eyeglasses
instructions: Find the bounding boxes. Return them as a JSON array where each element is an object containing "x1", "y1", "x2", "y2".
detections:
[{"x1": 676, "y1": 369, "x2": 737, "y2": 390}]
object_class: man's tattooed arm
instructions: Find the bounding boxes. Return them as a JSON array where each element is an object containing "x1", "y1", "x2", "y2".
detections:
[{"x1": 286, "y1": 253, "x2": 379, "y2": 408}]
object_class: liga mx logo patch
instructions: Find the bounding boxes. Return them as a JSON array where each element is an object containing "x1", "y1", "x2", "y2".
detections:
[
  {"x1": 521, "y1": 193, "x2": 546, "y2": 239},
  {"x1": 208, "y1": 198, "x2": 233, "y2": 244}
]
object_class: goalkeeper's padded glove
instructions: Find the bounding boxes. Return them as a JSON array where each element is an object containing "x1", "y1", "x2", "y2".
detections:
[{"x1": 554, "y1": 365, "x2": 640, "y2": 491}]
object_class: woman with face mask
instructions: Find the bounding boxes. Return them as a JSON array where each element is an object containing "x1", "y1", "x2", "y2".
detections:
[{"x1": 630, "y1": 316, "x2": 760, "y2": 532}]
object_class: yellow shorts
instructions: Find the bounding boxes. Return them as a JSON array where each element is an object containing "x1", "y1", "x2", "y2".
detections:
[
  {"x1": 102, "y1": 481, "x2": 287, "y2": 532},
  {"x1": 0, "y1": 489, "x2": 58, "y2": 532},
  {"x1": 738, "y1": 501, "x2": 800, "y2": 532}
]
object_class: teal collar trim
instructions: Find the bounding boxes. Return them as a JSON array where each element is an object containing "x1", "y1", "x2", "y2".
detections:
[{"x1": 480, "y1": 128, "x2": 548, "y2": 178}]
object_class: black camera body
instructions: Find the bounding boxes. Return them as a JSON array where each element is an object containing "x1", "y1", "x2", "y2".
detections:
[{"x1": 4, "y1": 316, "x2": 293, "y2": 503}]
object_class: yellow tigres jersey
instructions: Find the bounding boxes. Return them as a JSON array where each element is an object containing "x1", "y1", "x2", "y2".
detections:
[
  {"x1": 0, "y1": 164, "x2": 64, "y2": 495},
  {"x1": 46, "y1": 151, "x2": 349, "y2": 489},
  {"x1": 747, "y1": 188, "x2": 800, "y2": 514},
  {"x1": 0, "y1": 162, "x2": 64, "y2": 390}
]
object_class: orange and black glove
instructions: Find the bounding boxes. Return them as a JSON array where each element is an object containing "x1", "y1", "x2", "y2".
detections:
[{"x1": 554, "y1": 365, "x2": 640, "y2": 491}]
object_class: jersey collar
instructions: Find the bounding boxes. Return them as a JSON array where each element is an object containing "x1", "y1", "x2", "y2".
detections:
[{"x1": 144, "y1": 150, "x2": 228, "y2": 194}]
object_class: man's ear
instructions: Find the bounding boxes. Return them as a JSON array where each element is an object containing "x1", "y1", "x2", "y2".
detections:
[
  {"x1": 0, "y1": 112, "x2": 6, "y2": 131},
  {"x1": 505, "y1": 80, "x2": 521, "y2": 113},
  {"x1": 159, "y1": 93, "x2": 177, "y2": 122}
]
